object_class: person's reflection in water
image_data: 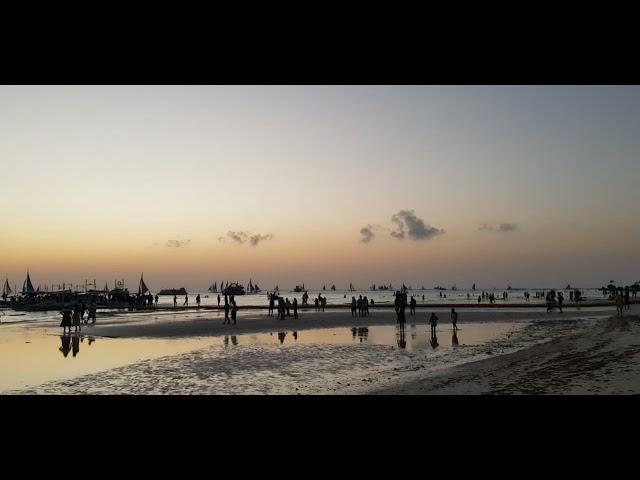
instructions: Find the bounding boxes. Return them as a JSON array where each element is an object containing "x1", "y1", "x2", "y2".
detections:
[
  {"x1": 293, "y1": 331, "x2": 298, "y2": 341},
  {"x1": 223, "y1": 336, "x2": 229, "y2": 347},
  {"x1": 358, "y1": 327, "x2": 369, "y2": 343},
  {"x1": 231, "y1": 335, "x2": 238, "y2": 346},
  {"x1": 278, "y1": 332, "x2": 286, "y2": 344},
  {"x1": 59, "y1": 335, "x2": 71, "y2": 357},
  {"x1": 88, "y1": 336, "x2": 95, "y2": 346},
  {"x1": 396, "y1": 324, "x2": 407, "y2": 349},
  {"x1": 351, "y1": 327, "x2": 357, "y2": 338},
  {"x1": 452, "y1": 330, "x2": 459, "y2": 347},
  {"x1": 430, "y1": 331, "x2": 439, "y2": 349},
  {"x1": 72, "y1": 334, "x2": 80, "y2": 357}
]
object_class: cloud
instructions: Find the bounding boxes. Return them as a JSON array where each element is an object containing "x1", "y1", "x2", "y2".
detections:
[
  {"x1": 219, "y1": 231, "x2": 274, "y2": 246},
  {"x1": 249, "y1": 234, "x2": 273, "y2": 246},
  {"x1": 390, "y1": 210, "x2": 443, "y2": 241},
  {"x1": 166, "y1": 239, "x2": 191, "y2": 248},
  {"x1": 226, "y1": 231, "x2": 248, "y2": 244},
  {"x1": 479, "y1": 223, "x2": 517, "y2": 233},
  {"x1": 360, "y1": 225, "x2": 375, "y2": 243}
]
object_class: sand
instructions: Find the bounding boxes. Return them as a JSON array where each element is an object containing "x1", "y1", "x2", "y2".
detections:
[{"x1": 374, "y1": 307, "x2": 640, "y2": 394}]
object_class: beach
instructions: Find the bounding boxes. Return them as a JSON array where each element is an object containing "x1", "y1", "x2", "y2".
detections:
[{"x1": 1, "y1": 301, "x2": 636, "y2": 394}]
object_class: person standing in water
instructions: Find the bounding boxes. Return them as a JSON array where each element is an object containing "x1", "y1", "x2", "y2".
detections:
[
  {"x1": 293, "y1": 298, "x2": 298, "y2": 319},
  {"x1": 196, "y1": 294, "x2": 201, "y2": 307},
  {"x1": 409, "y1": 296, "x2": 416, "y2": 316},
  {"x1": 450, "y1": 308, "x2": 458, "y2": 331},
  {"x1": 395, "y1": 294, "x2": 406, "y2": 324},
  {"x1": 184, "y1": 294, "x2": 189, "y2": 306},
  {"x1": 285, "y1": 298, "x2": 291, "y2": 317},
  {"x1": 87, "y1": 304, "x2": 97, "y2": 324},
  {"x1": 173, "y1": 295, "x2": 177, "y2": 307},
  {"x1": 268, "y1": 294, "x2": 275, "y2": 316},
  {"x1": 217, "y1": 294, "x2": 221, "y2": 307},
  {"x1": 363, "y1": 296, "x2": 369, "y2": 316},
  {"x1": 154, "y1": 294, "x2": 159, "y2": 306},
  {"x1": 351, "y1": 296, "x2": 357, "y2": 316},
  {"x1": 72, "y1": 305, "x2": 82, "y2": 332},
  {"x1": 429, "y1": 312, "x2": 438, "y2": 335}
]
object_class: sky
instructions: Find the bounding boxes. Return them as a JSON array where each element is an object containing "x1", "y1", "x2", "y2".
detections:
[{"x1": 1, "y1": 85, "x2": 638, "y2": 291}]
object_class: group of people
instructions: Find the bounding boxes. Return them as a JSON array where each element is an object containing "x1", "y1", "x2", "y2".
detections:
[
  {"x1": 222, "y1": 294, "x2": 239, "y2": 325},
  {"x1": 350, "y1": 295, "x2": 370, "y2": 316},
  {"x1": 267, "y1": 293, "x2": 299, "y2": 320},
  {"x1": 60, "y1": 303, "x2": 97, "y2": 333},
  {"x1": 615, "y1": 288, "x2": 632, "y2": 316}
]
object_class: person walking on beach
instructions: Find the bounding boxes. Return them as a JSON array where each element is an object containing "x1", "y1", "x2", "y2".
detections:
[
  {"x1": 616, "y1": 292, "x2": 624, "y2": 317},
  {"x1": 293, "y1": 298, "x2": 298, "y2": 319},
  {"x1": 450, "y1": 308, "x2": 458, "y2": 331},
  {"x1": 173, "y1": 295, "x2": 177, "y2": 307},
  {"x1": 268, "y1": 294, "x2": 275, "y2": 316},
  {"x1": 429, "y1": 312, "x2": 438, "y2": 335},
  {"x1": 320, "y1": 295, "x2": 326, "y2": 312},
  {"x1": 358, "y1": 295, "x2": 364, "y2": 316},
  {"x1": 184, "y1": 294, "x2": 189, "y2": 306},
  {"x1": 363, "y1": 296, "x2": 369, "y2": 316},
  {"x1": 196, "y1": 294, "x2": 201, "y2": 307},
  {"x1": 278, "y1": 298, "x2": 285, "y2": 320},
  {"x1": 285, "y1": 298, "x2": 291, "y2": 317},
  {"x1": 231, "y1": 299, "x2": 238, "y2": 325},
  {"x1": 60, "y1": 307, "x2": 72, "y2": 334},
  {"x1": 223, "y1": 295, "x2": 230, "y2": 324},
  {"x1": 87, "y1": 304, "x2": 97, "y2": 324},
  {"x1": 217, "y1": 294, "x2": 221, "y2": 307},
  {"x1": 72, "y1": 305, "x2": 82, "y2": 332},
  {"x1": 625, "y1": 287, "x2": 631, "y2": 310},
  {"x1": 351, "y1": 296, "x2": 357, "y2": 316},
  {"x1": 410, "y1": 296, "x2": 416, "y2": 316},
  {"x1": 154, "y1": 294, "x2": 159, "y2": 306},
  {"x1": 395, "y1": 294, "x2": 406, "y2": 324},
  {"x1": 314, "y1": 297, "x2": 319, "y2": 312}
]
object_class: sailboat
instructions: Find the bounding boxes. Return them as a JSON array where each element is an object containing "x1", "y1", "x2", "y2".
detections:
[
  {"x1": 2, "y1": 277, "x2": 12, "y2": 299},
  {"x1": 208, "y1": 282, "x2": 217, "y2": 293},
  {"x1": 22, "y1": 271, "x2": 35, "y2": 295},
  {"x1": 349, "y1": 283, "x2": 355, "y2": 292},
  {"x1": 138, "y1": 273, "x2": 150, "y2": 295}
]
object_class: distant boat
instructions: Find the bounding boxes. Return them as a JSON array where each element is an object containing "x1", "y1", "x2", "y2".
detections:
[
  {"x1": 22, "y1": 271, "x2": 35, "y2": 295},
  {"x1": 208, "y1": 282, "x2": 217, "y2": 293},
  {"x1": 433, "y1": 286, "x2": 447, "y2": 291},
  {"x1": 507, "y1": 285, "x2": 512, "y2": 290},
  {"x1": 222, "y1": 283, "x2": 245, "y2": 296},
  {"x1": 472, "y1": 283, "x2": 476, "y2": 291},
  {"x1": 293, "y1": 283, "x2": 306, "y2": 293},
  {"x1": 322, "y1": 285, "x2": 326, "y2": 290},
  {"x1": 349, "y1": 283, "x2": 355, "y2": 292},
  {"x1": 331, "y1": 285, "x2": 336, "y2": 291},
  {"x1": 158, "y1": 288, "x2": 188, "y2": 296},
  {"x1": 565, "y1": 284, "x2": 571, "y2": 290},
  {"x1": 246, "y1": 279, "x2": 260, "y2": 294},
  {"x1": 451, "y1": 285, "x2": 458, "y2": 291},
  {"x1": 2, "y1": 277, "x2": 12, "y2": 297},
  {"x1": 138, "y1": 273, "x2": 150, "y2": 295}
]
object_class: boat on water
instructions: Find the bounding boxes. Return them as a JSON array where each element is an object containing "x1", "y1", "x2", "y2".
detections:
[
  {"x1": 208, "y1": 282, "x2": 218, "y2": 293},
  {"x1": 349, "y1": 283, "x2": 355, "y2": 292},
  {"x1": 433, "y1": 286, "x2": 447, "y2": 290},
  {"x1": 451, "y1": 285, "x2": 458, "y2": 291},
  {"x1": 330, "y1": 285, "x2": 336, "y2": 291},
  {"x1": 158, "y1": 288, "x2": 188, "y2": 296},
  {"x1": 293, "y1": 284, "x2": 306, "y2": 293},
  {"x1": 222, "y1": 283, "x2": 245, "y2": 296},
  {"x1": 246, "y1": 279, "x2": 260, "y2": 294}
]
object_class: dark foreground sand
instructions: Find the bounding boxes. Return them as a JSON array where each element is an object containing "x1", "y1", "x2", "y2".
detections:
[{"x1": 374, "y1": 311, "x2": 640, "y2": 394}]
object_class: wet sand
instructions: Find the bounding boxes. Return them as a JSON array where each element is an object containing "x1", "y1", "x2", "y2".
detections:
[
  {"x1": 62, "y1": 305, "x2": 617, "y2": 339},
  {"x1": 374, "y1": 306, "x2": 640, "y2": 394}
]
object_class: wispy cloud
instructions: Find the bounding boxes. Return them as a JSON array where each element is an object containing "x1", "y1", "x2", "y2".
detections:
[
  {"x1": 479, "y1": 223, "x2": 518, "y2": 233},
  {"x1": 167, "y1": 239, "x2": 191, "y2": 248},
  {"x1": 390, "y1": 210, "x2": 443, "y2": 241},
  {"x1": 249, "y1": 233, "x2": 273, "y2": 246},
  {"x1": 360, "y1": 225, "x2": 375, "y2": 243},
  {"x1": 219, "y1": 231, "x2": 273, "y2": 247}
]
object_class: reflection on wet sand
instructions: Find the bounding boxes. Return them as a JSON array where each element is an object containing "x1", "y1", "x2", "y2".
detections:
[
  {"x1": 59, "y1": 335, "x2": 71, "y2": 357},
  {"x1": 396, "y1": 324, "x2": 407, "y2": 349},
  {"x1": 452, "y1": 331, "x2": 459, "y2": 346},
  {"x1": 293, "y1": 331, "x2": 298, "y2": 341},
  {"x1": 430, "y1": 332, "x2": 439, "y2": 349},
  {"x1": 59, "y1": 333, "x2": 96, "y2": 358},
  {"x1": 278, "y1": 332, "x2": 287, "y2": 344},
  {"x1": 231, "y1": 335, "x2": 238, "y2": 346}
]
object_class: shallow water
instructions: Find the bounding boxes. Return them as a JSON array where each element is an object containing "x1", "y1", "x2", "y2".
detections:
[{"x1": 1, "y1": 322, "x2": 522, "y2": 393}]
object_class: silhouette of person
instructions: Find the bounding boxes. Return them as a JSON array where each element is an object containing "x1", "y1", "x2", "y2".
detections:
[
  {"x1": 155, "y1": 294, "x2": 159, "y2": 305},
  {"x1": 231, "y1": 300, "x2": 238, "y2": 325},
  {"x1": 429, "y1": 312, "x2": 438, "y2": 335},
  {"x1": 223, "y1": 295, "x2": 230, "y2": 324},
  {"x1": 184, "y1": 295, "x2": 189, "y2": 306},
  {"x1": 173, "y1": 295, "x2": 177, "y2": 307},
  {"x1": 217, "y1": 294, "x2": 221, "y2": 307},
  {"x1": 59, "y1": 334, "x2": 71, "y2": 357},
  {"x1": 351, "y1": 297, "x2": 357, "y2": 316},
  {"x1": 410, "y1": 296, "x2": 416, "y2": 316},
  {"x1": 60, "y1": 307, "x2": 72, "y2": 333},
  {"x1": 72, "y1": 305, "x2": 82, "y2": 332},
  {"x1": 293, "y1": 298, "x2": 298, "y2": 319},
  {"x1": 285, "y1": 298, "x2": 291, "y2": 317},
  {"x1": 196, "y1": 294, "x2": 201, "y2": 307},
  {"x1": 450, "y1": 308, "x2": 458, "y2": 331},
  {"x1": 396, "y1": 294, "x2": 406, "y2": 324},
  {"x1": 269, "y1": 294, "x2": 275, "y2": 316}
]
